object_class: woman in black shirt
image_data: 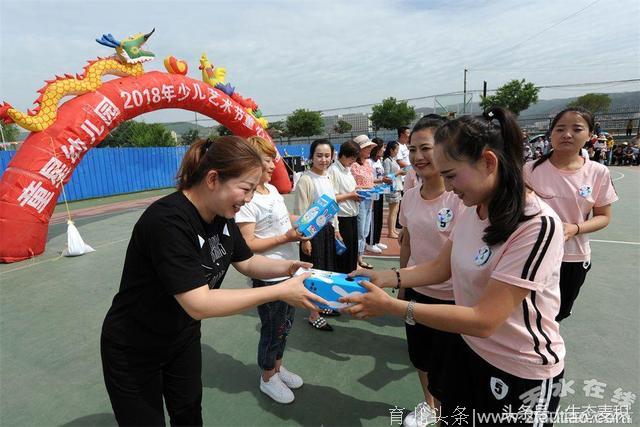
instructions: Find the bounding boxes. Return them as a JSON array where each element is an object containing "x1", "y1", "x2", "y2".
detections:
[{"x1": 101, "y1": 136, "x2": 322, "y2": 426}]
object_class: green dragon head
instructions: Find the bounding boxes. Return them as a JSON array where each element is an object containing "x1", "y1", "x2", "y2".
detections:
[{"x1": 96, "y1": 29, "x2": 155, "y2": 64}]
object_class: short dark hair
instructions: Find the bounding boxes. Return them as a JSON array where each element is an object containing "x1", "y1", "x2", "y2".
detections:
[
  {"x1": 338, "y1": 140, "x2": 360, "y2": 159},
  {"x1": 370, "y1": 137, "x2": 384, "y2": 159},
  {"x1": 397, "y1": 126, "x2": 410, "y2": 138},
  {"x1": 309, "y1": 139, "x2": 334, "y2": 159}
]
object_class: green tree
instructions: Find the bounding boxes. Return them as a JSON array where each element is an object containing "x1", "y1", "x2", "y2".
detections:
[
  {"x1": 333, "y1": 119, "x2": 352, "y2": 134},
  {"x1": 480, "y1": 79, "x2": 539, "y2": 115},
  {"x1": 285, "y1": 109, "x2": 324, "y2": 137},
  {"x1": 181, "y1": 128, "x2": 200, "y2": 145},
  {"x1": 568, "y1": 93, "x2": 612, "y2": 113},
  {"x1": 101, "y1": 121, "x2": 177, "y2": 147},
  {"x1": 370, "y1": 97, "x2": 416, "y2": 131},
  {"x1": 0, "y1": 123, "x2": 20, "y2": 142},
  {"x1": 216, "y1": 125, "x2": 233, "y2": 136}
]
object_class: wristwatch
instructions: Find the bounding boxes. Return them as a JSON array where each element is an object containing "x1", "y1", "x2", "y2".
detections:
[{"x1": 405, "y1": 300, "x2": 416, "y2": 326}]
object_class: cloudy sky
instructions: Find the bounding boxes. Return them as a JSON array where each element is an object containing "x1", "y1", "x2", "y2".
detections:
[{"x1": 1, "y1": 0, "x2": 638, "y2": 124}]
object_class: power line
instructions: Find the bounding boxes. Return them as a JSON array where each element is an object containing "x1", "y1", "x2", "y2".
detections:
[
  {"x1": 262, "y1": 78, "x2": 640, "y2": 118},
  {"x1": 480, "y1": 0, "x2": 602, "y2": 64}
]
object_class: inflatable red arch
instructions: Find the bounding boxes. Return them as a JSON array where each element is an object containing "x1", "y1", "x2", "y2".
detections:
[{"x1": 0, "y1": 72, "x2": 291, "y2": 263}]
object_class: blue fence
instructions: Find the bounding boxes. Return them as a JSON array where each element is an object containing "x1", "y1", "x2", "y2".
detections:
[
  {"x1": 0, "y1": 146, "x2": 189, "y2": 203},
  {"x1": 0, "y1": 145, "x2": 321, "y2": 203}
]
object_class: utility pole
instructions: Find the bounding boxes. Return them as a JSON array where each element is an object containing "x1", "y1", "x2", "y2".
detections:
[
  {"x1": 483, "y1": 80, "x2": 487, "y2": 113},
  {"x1": 463, "y1": 68, "x2": 468, "y2": 114}
]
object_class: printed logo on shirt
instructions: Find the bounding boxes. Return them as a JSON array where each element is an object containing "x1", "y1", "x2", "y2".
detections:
[
  {"x1": 490, "y1": 377, "x2": 509, "y2": 400},
  {"x1": 578, "y1": 185, "x2": 593, "y2": 198},
  {"x1": 208, "y1": 235, "x2": 227, "y2": 262},
  {"x1": 436, "y1": 208, "x2": 454, "y2": 231},
  {"x1": 198, "y1": 235, "x2": 205, "y2": 248},
  {"x1": 474, "y1": 246, "x2": 492, "y2": 266}
]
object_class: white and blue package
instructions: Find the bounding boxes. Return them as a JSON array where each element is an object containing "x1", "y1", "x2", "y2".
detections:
[
  {"x1": 296, "y1": 268, "x2": 369, "y2": 309},
  {"x1": 294, "y1": 195, "x2": 339, "y2": 238},
  {"x1": 356, "y1": 189, "x2": 375, "y2": 200},
  {"x1": 335, "y1": 238, "x2": 347, "y2": 255}
]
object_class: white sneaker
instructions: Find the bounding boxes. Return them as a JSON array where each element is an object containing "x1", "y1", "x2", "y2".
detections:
[
  {"x1": 278, "y1": 366, "x2": 303, "y2": 389},
  {"x1": 260, "y1": 374, "x2": 294, "y2": 404},
  {"x1": 375, "y1": 243, "x2": 388, "y2": 250},
  {"x1": 365, "y1": 244, "x2": 382, "y2": 254},
  {"x1": 403, "y1": 402, "x2": 437, "y2": 427}
]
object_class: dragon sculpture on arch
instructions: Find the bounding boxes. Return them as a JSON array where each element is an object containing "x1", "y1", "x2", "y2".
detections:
[{"x1": 0, "y1": 29, "x2": 156, "y2": 132}]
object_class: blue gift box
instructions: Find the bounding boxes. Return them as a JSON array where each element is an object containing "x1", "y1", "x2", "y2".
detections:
[
  {"x1": 294, "y1": 195, "x2": 339, "y2": 238},
  {"x1": 356, "y1": 189, "x2": 375, "y2": 200},
  {"x1": 335, "y1": 238, "x2": 347, "y2": 255},
  {"x1": 371, "y1": 184, "x2": 390, "y2": 194},
  {"x1": 386, "y1": 173, "x2": 397, "y2": 191},
  {"x1": 297, "y1": 268, "x2": 369, "y2": 310}
]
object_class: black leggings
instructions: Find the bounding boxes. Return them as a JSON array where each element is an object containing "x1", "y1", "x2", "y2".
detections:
[
  {"x1": 556, "y1": 261, "x2": 591, "y2": 321},
  {"x1": 367, "y1": 198, "x2": 383, "y2": 245},
  {"x1": 101, "y1": 334, "x2": 203, "y2": 426}
]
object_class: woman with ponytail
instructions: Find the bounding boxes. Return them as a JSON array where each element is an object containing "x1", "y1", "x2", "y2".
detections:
[
  {"x1": 101, "y1": 136, "x2": 324, "y2": 425},
  {"x1": 524, "y1": 107, "x2": 617, "y2": 321},
  {"x1": 343, "y1": 108, "x2": 566, "y2": 426}
]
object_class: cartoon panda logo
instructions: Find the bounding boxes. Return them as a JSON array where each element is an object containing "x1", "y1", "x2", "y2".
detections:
[
  {"x1": 474, "y1": 246, "x2": 492, "y2": 266},
  {"x1": 301, "y1": 207, "x2": 319, "y2": 224},
  {"x1": 437, "y1": 208, "x2": 454, "y2": 231},
  {"x1": 578, "y1": 185, "x2": 592, "y2": 198}
]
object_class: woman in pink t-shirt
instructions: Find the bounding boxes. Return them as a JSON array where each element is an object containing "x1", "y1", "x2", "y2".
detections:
[
  {"x1": 343, "y1": 108, "x2": 565, "y2": 426},
  {"x1": 524, "y1": 107, "x2": 618, "y2": 321},
  {"x1": 398, "y1": 115, "x2": 464, "y2": 426}
]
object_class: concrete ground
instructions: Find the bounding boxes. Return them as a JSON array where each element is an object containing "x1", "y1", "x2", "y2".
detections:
[{"x1": 0, "y1": 166, "x2": 638, "y2": 426}]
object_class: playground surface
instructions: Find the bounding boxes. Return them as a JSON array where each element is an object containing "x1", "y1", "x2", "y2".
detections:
[{"x1": 0, "y1": 166, "x2": 638, "y2": 426}]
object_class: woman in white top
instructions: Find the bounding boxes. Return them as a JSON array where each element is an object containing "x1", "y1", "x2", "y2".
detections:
[
  {"x1": 366, "y1": 138, "x2": 389, "y2": 253},
  {"x1": 294, "y1": 139, "x2": 342, "y2": 331},
  {"x1": 383, "y1": 141, "x2": 406, "y2": 238},
  {"x1": 236, "y1": 137, "x2": 312, "y2": 404},
  {"x1": 329, "y1": 140, "x2": 361, "y2": 274}
]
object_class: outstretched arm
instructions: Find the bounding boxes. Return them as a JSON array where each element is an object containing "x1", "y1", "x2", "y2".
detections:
[
  {"x1": 175, "y1": 272, "x2": 324, "y2": 320},
  {"x1": 342, "y1": 278, "x2": 529, "y2": 338}
]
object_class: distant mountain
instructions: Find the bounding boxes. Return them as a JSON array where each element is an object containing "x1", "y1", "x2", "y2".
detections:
[
  {"x1": 10, "y1": 91, "x2": 639, "y2": 141},
  {"x1": 415, "y1": 91, "x2": 640, "y2": 118},
  {"x1": 520, "y1": 91, "x2": 640, "y2": 117}
]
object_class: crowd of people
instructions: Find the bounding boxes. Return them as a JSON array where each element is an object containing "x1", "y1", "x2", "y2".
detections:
[{"x1": 99, "y1": 106, "x2": 618, "y2": 426}]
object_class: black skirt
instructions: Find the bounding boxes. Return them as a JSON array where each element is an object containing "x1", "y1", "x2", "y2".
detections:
[
  {"x1": 336, "y1": 216, "x2": 358, "y2": 274},
  {"x1": 300, "y1": 223, "x2": 336, "y2": 271}
]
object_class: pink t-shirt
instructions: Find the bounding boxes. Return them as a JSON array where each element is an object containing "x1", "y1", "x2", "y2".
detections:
[
  {"x1": 524, "y1": 159, "x2": 618, "y2": 262},
  {"x1": 450, "y1": 194, "x2": 565, "y2": 379},
  {"x1": 350, "y1": 161, "x2": 374, "y2": 189},
  {"x1": 399, "y1": 187, "x2": 463, "y2": 300},
  {"x1": 403, "y1": 169, "x2": 419, "y2": 191}
]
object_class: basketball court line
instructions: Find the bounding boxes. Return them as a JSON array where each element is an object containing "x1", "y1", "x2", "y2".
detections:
[
  {"x1": 611, "y1": 170, "x2": 625, "y2": 182},
  {"x1": 591, "y1": 239, "x2": 639, "y2": 245}
]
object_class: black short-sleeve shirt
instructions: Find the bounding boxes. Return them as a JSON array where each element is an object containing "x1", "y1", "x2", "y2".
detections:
[{"x1": 101, "y1": 191, "x2": 253, "y2": 350}]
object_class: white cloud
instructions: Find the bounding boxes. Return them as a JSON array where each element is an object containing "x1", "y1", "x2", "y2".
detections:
[{"x1": 1, "y1": 0, "x2": 638, "y2": 124}]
